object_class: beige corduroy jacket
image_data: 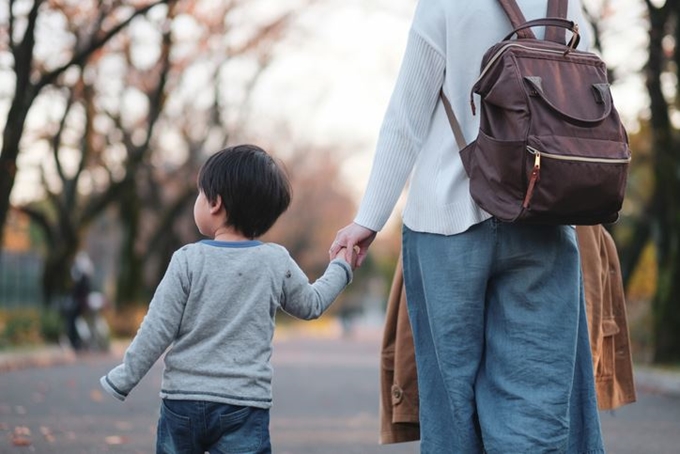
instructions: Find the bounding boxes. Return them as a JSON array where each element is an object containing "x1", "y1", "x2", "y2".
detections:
[{"x1": 380, "y1": 224, "x2": 636, "y2": 444}]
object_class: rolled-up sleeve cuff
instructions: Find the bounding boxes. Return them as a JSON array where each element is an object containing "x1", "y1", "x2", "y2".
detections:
[
  {"x1": 100, "y1": 375, "x2": 127, "y2": 401},
  {"x1": 330, "y1": 259, "x2": 353, "y2": 285}
]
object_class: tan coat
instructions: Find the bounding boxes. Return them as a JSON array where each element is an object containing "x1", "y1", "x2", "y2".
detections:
[
  {"x1": 575, "y1": 225, "x2": 637, "y2": 410},
  {"x1": 380, "y1": 225, "x2": 636, "y2": 444}
]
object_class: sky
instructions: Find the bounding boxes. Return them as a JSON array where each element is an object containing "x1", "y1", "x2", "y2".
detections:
[{"x1": 246, "y1": 0, "x2": 416, "y2": 201}]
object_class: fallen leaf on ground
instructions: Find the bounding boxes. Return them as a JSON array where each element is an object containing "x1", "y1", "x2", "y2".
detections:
[
  {"x1": 90, "y1": 389, "x2": 103, "y2": 402},
  {"x1": 12, "y1": 436, "x2": 31, "y2": 446},
  {"x1": 14, "y1": 426, "x2": 31, "y2": 436},
  {"x1": 41, "y1": 426, "x2": 55, "y2": 443},
  {"x1": 105, "y1": 435, "x2": 128, "y2": 445}
]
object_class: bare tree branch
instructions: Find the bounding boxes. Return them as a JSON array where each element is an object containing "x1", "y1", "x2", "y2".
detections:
[
  {"x1": 37, "y1": 0, "x2": 171, "y2": 91},
  {"x1": 227, "y1": 13, "x2": 294, "y2": 57}
]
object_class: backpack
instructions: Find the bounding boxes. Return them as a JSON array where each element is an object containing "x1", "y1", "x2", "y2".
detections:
[{"x1": 441, "y1": 0, "x2": 631, "y2": 225}]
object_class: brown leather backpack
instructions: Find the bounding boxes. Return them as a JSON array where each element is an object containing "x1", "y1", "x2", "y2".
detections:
[{"x1": 442, "y1": 0, "x2": 631, "y2": 225}]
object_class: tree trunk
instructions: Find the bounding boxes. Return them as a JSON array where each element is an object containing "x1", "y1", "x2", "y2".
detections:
[
  {"x1": 115, "y1": 180, "x2": 145, "y2": 308},
  {"x1": 646, "y1": 2, "x2": 680, "y2": 363},
  {"x1": 0, "y1": 0, "x2": 168, "y2": 247}
]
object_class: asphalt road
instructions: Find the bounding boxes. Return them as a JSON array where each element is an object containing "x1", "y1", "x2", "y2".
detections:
[{"x1": 1, "y1": 327, "x2": 679, "y2": 453}]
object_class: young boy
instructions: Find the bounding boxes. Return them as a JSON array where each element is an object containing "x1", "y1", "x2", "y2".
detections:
[{"x1": 100, "y1": 144, "x2": 356, "y2": 454}]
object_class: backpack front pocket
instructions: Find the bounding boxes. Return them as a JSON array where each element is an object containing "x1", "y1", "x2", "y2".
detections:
[{"x1": 519, "y1": 135, "x2": 630, "y2": 224}]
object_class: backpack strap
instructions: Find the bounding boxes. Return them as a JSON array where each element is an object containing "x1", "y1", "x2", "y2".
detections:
[
  {"x1": 547, "y1": 0, "x2": 568, "y2": 19},
  {"x1": 440, "y1": 90, "x2": 467, "y2": 151},
  {"x1": 497, "y1": 0, "x2": 535, "y2": 40},
  {"x1": 546, "y1": 0, "x2": 569, "y2": 44},
  {"x1": 498, "y1": 0, "x2": 571, "y2": 44}
]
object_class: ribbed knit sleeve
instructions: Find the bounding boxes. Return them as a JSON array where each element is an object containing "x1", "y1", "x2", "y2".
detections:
[{"x1": 354, "y1": 29, "x2": 446, "y2": 232}]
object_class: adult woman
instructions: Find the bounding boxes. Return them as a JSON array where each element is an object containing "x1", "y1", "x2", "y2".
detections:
[{"x1": 330, "y1": 0, "x2": 604, "y2": 452}]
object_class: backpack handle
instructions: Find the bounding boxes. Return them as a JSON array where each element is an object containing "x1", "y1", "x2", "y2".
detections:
[
  {"x1": 504, "y1": 18, "x2": 580, "y2": 50},
  {"x1": 524, "y1": 77, "x2": 613, "y2": 125}
]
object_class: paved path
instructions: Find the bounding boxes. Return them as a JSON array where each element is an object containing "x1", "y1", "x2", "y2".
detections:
[{"x1": 1, "y1": 326, "x2": 679, "y2": 453}]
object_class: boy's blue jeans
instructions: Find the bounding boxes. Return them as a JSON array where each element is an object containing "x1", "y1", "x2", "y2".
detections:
[
  {"x1": 402, "y1": 220, "x2": 604, "y2": 454},
  {"x1": 156, "y1": 399, "x2": 271, "y2": 454}
]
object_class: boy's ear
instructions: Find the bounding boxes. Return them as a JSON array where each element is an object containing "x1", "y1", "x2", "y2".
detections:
[{"x1": 209, "y1": 195, "x2": 223, "y2": 215}]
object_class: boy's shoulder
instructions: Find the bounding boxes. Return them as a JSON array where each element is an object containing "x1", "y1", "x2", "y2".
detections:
[
  {"x1": 168, "y1": 242, "x2": 294, "y2": 278},
  {"x1": 254, "y1": 243, "x2": 298, "y2": 269},
  {"x1": 173, "y1": 241, "x2": 203, "y2": 258},
  {"x1": 254, "y1": 242, "x2": 292, "y2": 261},
  {"x1": 175, "y1": 240, "x2": 291, "y2": 259}
]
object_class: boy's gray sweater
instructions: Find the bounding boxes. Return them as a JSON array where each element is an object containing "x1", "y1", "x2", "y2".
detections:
[{"x1": 100, "y1": 240, "x2": 352, "y2": 408}]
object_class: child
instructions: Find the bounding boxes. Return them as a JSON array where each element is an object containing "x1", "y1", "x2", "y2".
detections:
[{"x1": 100, "y1": 144, "x2": 356, "y2": 454}]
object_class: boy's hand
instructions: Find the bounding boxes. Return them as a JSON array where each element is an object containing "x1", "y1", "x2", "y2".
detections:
[
  {"x1": 333, "y1": 246, "x2": 358, "y2": 270},
  {"x1": 329, "y1": 223, "x2": 376, "y2": 268}
]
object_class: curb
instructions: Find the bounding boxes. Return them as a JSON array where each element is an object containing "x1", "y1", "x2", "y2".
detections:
[
  {"x1": 633, "y1": 365, "x2": 680, "y2": 398},
  {"x1": 0, "y1": 344, "x2": 77, "y2": 373}
]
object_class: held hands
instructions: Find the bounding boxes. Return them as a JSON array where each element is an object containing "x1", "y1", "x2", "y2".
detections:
[
  {"x1": 329, "y1": 223, "x2": 377, "y2": 268},
  {"x1": 331, "y1": 246, "x2": 359, "y2": 270}
]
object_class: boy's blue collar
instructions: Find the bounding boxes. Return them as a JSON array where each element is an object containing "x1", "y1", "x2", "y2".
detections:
[{"x1": 200, "y1": 239, "x2": 262, "y2": 248}]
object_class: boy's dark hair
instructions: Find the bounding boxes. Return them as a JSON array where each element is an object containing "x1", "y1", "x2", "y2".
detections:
[{"x1": 198, "y1": 144, "x2": 292, "y2": 239}]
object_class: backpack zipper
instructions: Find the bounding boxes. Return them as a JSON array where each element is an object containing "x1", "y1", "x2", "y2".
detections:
[
  {"x1": 522, "y1": 146, "x2": 630, "y2": 209},
  {"x1": 523, "y1": 149, "x2": 541, "y2": 209},
  {"x1": 526, "y1": 146, "x2": 631, "y2": 164}
]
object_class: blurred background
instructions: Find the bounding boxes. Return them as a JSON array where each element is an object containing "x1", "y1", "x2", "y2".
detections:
[{"x1": 0, "y1": 0, "x2": 678, "y2": 370}]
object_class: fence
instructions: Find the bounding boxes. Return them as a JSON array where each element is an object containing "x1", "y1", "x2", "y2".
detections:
[{"x1": 0, "y1": 251, "x2": 43, "y2": 308}]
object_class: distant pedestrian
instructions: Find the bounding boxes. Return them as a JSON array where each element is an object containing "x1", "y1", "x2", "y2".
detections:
[
  {"x1": 66, "y1": 251, "x2": 94, "y2": 350},
  {"x1": 100, "y1": 144, "x2": 356, "y2": 454}
]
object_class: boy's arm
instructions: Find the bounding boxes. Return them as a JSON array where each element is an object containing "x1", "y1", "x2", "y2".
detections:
[
  {"x1": 100, "y1": 252, "x2": 189, "y2": 401},
  {"x1": 281, "y1": 248, "x2": 355, "y2": 320}
]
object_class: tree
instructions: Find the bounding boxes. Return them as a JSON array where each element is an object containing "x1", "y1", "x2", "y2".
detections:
[
  {"x1": 0, "y1": 0, "x2": 169, "y2": 251},
  {"x1": 2, "y1": 0, "x2": 311, "y2": 308},
  {"x1": 641, "y1": 0, "x2": 680, "y2": 363},
  {"x1": 6, "y1": 0, "x2": 183, "y2": 305},
  {"x1": 582, "y1": 0, "x2": 680, "y2": 363}
]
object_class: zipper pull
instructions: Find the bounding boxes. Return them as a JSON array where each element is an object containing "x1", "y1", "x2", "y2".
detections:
[
  {"x1": 523, "y1": 150, "x2": 541, "y2": 209},
  {"x1": 533, "y1": 150, "x2": 541, "y2": 171}
]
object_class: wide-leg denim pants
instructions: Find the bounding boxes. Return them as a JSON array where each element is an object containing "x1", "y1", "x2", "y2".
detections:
[{"x1": 402, "y1": 220, "x2": 604, "y2": 454}]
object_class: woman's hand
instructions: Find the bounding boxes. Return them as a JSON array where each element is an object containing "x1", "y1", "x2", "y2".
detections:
[
  {"x1": 330, "y1": 246, "x2": 358, "y2": 270},
  {"x1": 329, "y1": 223, "x2": 377, "y2": 268}
]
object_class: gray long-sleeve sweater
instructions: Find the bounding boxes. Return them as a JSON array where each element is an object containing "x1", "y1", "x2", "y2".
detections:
[{"x1": 100, "y1": 240, "x2": 352, "y2": 408}]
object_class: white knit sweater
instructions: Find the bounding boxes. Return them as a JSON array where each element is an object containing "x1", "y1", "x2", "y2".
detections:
[{"x1": 354, "y1": 0, "x2": 590, "y2": 235}]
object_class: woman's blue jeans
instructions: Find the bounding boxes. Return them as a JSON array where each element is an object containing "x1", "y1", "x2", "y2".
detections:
[
  {"x1": 402, "y1": 220, "x2": 604, "y2": 454},
  {"x1": 156, "y1": 399, "x2": 271, "y2": 454}
]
